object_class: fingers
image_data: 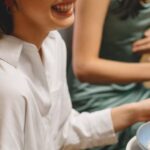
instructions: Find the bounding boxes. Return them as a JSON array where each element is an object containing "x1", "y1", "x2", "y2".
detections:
[
  {"x1": 133, "y1": 37, "x2": 150, "y2": 46},
  {"x1": 145, "y1": 29, "x2": 150, "y2": 37},
  {"x1": 132, "y1": 43, "x2": 150, "y2": 52},
  {"x1": 132, "y1": 37, "x2": 150, "y2": 52},
  {"x1": 132, "y1": 29, "x2": 150, "y2": 52}
]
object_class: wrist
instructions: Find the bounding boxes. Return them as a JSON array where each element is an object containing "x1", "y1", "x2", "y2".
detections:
[{"x1": 111, "y1": 103, "x2": 137, "y2": 132}]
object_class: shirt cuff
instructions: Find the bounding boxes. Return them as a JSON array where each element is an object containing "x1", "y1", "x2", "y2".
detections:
[{"x1": 89, "y1": 108, "x2": 118, "y2": 147}]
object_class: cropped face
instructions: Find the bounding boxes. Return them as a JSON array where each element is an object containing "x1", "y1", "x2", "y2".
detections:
[{"x1": 12, "y1": 0, "x2": 76, "y2": 30}]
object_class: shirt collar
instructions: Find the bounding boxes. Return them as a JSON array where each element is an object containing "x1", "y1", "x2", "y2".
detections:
[
  {"x1": 0, "y1": 35, "x2": 23, "y2": 67},
  {"x1": 0, "y1": 31, "x2": 57, "y2": 68}
]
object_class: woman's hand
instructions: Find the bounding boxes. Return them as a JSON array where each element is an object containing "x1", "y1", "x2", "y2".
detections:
[
  {"x1": 134, "y1": 99, "x2": 150, "y2": 122},
  {"x1": 132, "y1": 29, "x2": 150, "y2": 53},
  {"x1": 112, "y1": 99, "x2": 150, "y2": 132}
]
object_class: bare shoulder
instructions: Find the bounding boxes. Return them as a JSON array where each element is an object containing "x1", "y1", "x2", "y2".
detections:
[{"x1": 76, "y1": 0, "x2": 110, "y2": 12}]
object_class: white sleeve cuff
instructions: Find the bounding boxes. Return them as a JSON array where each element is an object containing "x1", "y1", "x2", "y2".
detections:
[{"x1": 89, "y1": 108, "x2": 118, "y2": 147}]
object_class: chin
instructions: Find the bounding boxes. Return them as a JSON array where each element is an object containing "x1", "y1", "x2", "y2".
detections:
[
  {"x1": 53, "y1": 15, "x2": 74, "y2": 29},
  {"x1": 49, "y1": 0, "x2": 76, "y2": 29}
]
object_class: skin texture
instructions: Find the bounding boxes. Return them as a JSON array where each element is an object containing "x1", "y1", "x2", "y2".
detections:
[
  {"x1": 133, "y1": 29, "x2": 150, "y2": 52},
  {"x1": 73, "y1": 0, "x2": 150, "y2": 84},
  {"x1": 6, "y1": 0, "x2": 150, "y2": 140},
  {"x1": 11, "y1": 0, "x2": 76, "y2": 48},
  {"x1": 72, "y1": 0, "x2": 150, "y2": 132},
  {"x1": 112, "y1": 100, "x2": 150, "y2": 132}
]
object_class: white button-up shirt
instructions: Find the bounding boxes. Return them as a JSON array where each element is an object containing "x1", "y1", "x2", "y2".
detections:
[{"x1": 0, "y1": 31, "x2": 117, "y2": 150}]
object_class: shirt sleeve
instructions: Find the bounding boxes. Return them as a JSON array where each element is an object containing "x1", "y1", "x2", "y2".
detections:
[
  {"x1": 53, "y1": 31, "x2": 118, "y2": 149},
  {"x1": 0, "y1": 75, "x2": 25, "y2": 150},
  {"x1": 62, "y1": 83, "x2": 118, "y2": 150}
]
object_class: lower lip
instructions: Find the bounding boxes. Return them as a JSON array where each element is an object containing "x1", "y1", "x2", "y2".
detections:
[{"x1": 53, "y1": 8, "x2": 73, "y2": 18}]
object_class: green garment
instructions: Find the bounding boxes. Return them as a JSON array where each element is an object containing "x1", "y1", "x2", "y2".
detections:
[{"x1": 67, "y1": 1, "x2": 150, "y2": 150}]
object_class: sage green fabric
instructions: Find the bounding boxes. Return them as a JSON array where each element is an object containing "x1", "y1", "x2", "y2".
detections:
[{"x1": 67, "y1": 1, "x2": 150, "y2": 150}]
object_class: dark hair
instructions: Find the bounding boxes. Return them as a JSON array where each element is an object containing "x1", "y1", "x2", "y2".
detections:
[
  {"x1": 114, "y1": 0, "x2": 143, "y2": 20},
  {"x1": 0, "y1": 0, "x2": 13, "y2": 34}
]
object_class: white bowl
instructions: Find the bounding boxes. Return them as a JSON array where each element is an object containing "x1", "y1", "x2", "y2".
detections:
[
  {"x1": 126, "y1": 136, "x2": 141, "y2": 150},
  {"x1": 136, "y1": 122, "x2": 150, "y2": 150}
]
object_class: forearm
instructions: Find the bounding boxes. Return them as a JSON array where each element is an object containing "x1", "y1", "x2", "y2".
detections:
[
  {"x1": 111, "y1": 101, "x2": 150, "y2": 132},
  {"x1": 73, "y1": 0, "x2": 150, "y2": 84},
  {"x1": 73, "y1": 57, "x2": 150, "y2": 84},
  {"x1": 111, "y1": 103, "x2": 137, "y2": 132}
]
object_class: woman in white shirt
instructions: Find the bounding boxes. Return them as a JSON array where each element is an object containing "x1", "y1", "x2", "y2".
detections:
[{"x1": 1, "y1": 0, "x2": 150, "y2": 149}]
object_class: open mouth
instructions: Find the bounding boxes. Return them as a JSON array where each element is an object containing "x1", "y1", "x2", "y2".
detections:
[
  {"x1": 52, "y1": 3, "x2": 73, "y2": 13},
  {"x1": 52, "y1": 1, "x2": 75, "y2": 17}
]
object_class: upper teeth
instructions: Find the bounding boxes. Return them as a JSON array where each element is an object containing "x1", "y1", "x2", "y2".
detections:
[{"x1": 54, "y1": 3, "x2": 73, "y2": 12}]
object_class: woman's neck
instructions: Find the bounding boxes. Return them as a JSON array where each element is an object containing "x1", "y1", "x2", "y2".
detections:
[{"x1": 12, "y1": 13, "x2": 50, "y2": 49}]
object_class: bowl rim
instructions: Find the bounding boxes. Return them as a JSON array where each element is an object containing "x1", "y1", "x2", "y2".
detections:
[
  {"x1": 126, "y1": 136, "x2": 137, "y2": 150},
  {"x1": 136, "y1": 122, "x2": 150, "y2": 150}
]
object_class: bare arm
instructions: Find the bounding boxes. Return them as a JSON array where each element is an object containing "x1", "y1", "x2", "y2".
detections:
[{"x1": 73, "y1": 0, "x2": 150, "y2": 84}]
